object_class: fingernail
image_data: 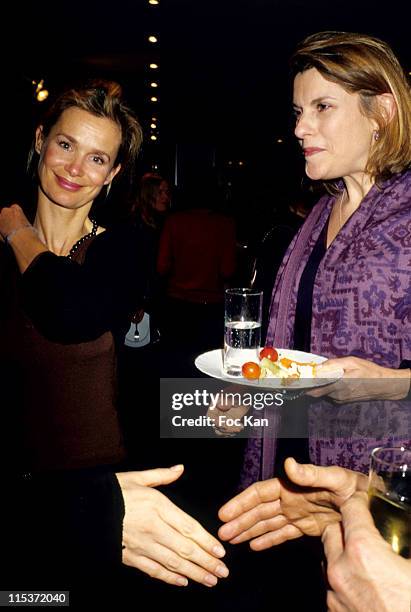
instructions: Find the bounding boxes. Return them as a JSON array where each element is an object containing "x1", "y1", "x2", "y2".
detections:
[
  {"x1": 176, "y1": 577, "x2": 188, "y2": 586},
  {"x1": 204, "y1": 574, "x2": 218, "y2": 586},
  {"x1": 170, "y1": 464, "x2": 184, "y2": 471},
  {"x1": 216, "y1": 565, "x2": 229, "y2": 578},
  {"x1": 213, "y1": 544, "x2": 226, "y2": 557},
  {"x1": 218, "y1": 526, "x2": 231, "y2": 540}
]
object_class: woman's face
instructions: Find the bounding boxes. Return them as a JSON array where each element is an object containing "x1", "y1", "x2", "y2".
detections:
[
  {"x1": 293, "y1": 68, "x2": 377, "y2": 182},
  {"x1": 154, "y1": 180, "x2": 171, "y2": 212},
  {"x1": 35, "y1": 107, "x2": 122, "y2": 210}
]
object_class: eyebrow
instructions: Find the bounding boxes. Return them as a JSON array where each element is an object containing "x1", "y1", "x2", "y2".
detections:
[
  {"x1": 57, "y1": 133, "x2": 111, "y2": 160},
  {"x1": 292, "y1": 96, "x2": 338, "y2": 109}
]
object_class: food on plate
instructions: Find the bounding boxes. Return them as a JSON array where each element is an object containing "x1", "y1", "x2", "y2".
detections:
[
  {"x1": 259, "y1": 346, "x2": 278, "y2": 362},
  {"x1": 241, "y1": 361, "x2": 261, "y2": 379},
  {"x1": 241, "y1": 346, "x2": 317, "y2": 381}
]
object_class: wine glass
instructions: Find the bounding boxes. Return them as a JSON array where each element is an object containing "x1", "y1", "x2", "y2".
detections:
[{"x1": 368, "y1": 446, "x2": 411, "y2": 558}]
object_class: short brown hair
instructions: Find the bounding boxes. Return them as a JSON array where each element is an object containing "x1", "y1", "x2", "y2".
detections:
[
  {"x1": 29, "y1": 79, "x2": 143, "y2": 180},
  {"x1": 290, "y1": 31, "x2": 411, "y2": 181}
]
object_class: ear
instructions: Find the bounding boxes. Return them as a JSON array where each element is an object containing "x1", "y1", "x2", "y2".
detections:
[
  {"x1": 35, "y1": 126, "x2": 44, "y2": 154},
  {"x1": 376, "y1": 93, "x2": 397, "y2": 126},
  {"x1": 104, "y1": 163, "x2": 121, "y2": 185}
]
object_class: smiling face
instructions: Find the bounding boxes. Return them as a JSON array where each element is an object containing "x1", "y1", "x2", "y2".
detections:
[
  {"x1": 35, "y1": 107, "x2": 122, "y2": 210},
  {"x1": 293, "y1": 68, "x2": 378, "y2": 183}
]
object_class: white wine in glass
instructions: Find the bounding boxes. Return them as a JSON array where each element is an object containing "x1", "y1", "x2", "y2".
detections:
[{"x1": 368, "y1": 446, "x2": 411, "y2": 559}]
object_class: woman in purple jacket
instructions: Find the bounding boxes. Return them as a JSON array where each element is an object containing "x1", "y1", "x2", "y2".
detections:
[
  {"x1": 217, "y1": 30, "x2": 411, "y2": 612},
  {"x1": 232, "y1": 31, "x2": 411, "y2": 488}
]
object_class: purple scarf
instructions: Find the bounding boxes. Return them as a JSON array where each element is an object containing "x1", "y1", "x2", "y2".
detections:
[{"x1": 240, "y1": 170, "x2": 411, "y2": 486}]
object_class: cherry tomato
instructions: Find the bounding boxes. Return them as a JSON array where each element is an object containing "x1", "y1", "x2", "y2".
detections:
[
  {"x1": 242, "y1": 361, "x2": 261, "y2": 379},
  {"x1": 259, "y1": 346, "x2": 278, "y2": 362}
]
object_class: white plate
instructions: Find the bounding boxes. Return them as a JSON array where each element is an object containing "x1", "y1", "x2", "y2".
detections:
[{"x1": 194, "y1": 348, "x2": 343, "y2": 390}]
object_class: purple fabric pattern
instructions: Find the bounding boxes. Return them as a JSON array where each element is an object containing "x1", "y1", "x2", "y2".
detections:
[{"x1": 241, "y1": 170, "x2": 411, "y2": 485}]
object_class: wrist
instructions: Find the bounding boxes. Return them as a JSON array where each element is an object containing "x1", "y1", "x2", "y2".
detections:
[
  {"x1": 5, "y1": 225, "x2": 38, "y2": 245},
  {"x1": 388, "y1": 367, "x2": 411, "y2": 400}
]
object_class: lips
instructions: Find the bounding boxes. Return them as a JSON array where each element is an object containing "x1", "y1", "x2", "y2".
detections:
[
  {"x1": 56, "y1": 175, "x2": 82, "y2": 191},
  {"x1": 303, "y1": 147, "x2": 325, "y2": 157}
]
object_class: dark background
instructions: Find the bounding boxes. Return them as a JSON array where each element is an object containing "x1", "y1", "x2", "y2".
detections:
[
  {"x1": 2, "y1": 3, "x2": 409, "y2": 608},
  {"x1": 2, "y1": 0, "x2": 410, "y2": 243}
]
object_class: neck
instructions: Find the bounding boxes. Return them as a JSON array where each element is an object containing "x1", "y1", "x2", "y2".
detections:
[
  {"x1": 342, "y1": 173, "x2": 374, "y2": 212},
  {"x1": 33, "y1": 195, "x2": 94, "y2": 256}
]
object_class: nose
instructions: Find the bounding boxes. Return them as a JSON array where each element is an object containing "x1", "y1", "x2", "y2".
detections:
[
  {"x1": 64, "y1": 155, "x2": 84, "y2": 177},
  {"x1": 294, "y1": 111, "x2": 315, "y2": 141}
]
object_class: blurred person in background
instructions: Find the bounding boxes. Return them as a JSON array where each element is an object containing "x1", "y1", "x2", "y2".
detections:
[{"x1": 157, "y1": 174, "x2": 237, "y2": 376}]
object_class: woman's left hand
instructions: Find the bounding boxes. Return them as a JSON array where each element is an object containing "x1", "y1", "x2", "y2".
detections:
[{"x1": 308, "y1": 356, "x2": 411, "y2": 402}]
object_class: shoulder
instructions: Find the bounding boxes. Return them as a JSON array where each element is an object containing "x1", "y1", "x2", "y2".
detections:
[
  {"x1": 381, "y1": 169, "x2": 411, "y2": 204},
  {"x1": 84, "y1": 222, "x2": 142, "y2": 264}
]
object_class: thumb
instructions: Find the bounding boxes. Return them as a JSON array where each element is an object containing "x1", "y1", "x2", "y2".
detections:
[
  {"x1": 284, "y1": 457, "x2": 356, "y2": 503},
  {"x1": 126, "y1": 464, "x2": 184, "y2": 488},
  {"x1": 284, "y1": 457, "x2": 325, "y2": 487}
]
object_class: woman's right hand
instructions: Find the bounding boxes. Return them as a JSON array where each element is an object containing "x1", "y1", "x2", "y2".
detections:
[
  {"x1": 0, "y1": 203, "x2": 30, "y2": 241},
  {"x1": 116, "y1": 466, "x2": 229, "y2": 587}
]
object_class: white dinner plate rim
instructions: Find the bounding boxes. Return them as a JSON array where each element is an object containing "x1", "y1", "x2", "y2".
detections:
[{"x1": 194, "y1": 348, "x2": 342, "y2": 390}]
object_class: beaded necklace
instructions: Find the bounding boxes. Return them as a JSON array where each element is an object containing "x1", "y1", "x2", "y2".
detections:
[{"x1": 66, "y1": 219, "x2": 98, "y2": 260}]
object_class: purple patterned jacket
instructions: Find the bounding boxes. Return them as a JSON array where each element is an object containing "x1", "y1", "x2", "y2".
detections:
[{"x1": 241, "y1": 170, "x2": 411, "y2": 487}]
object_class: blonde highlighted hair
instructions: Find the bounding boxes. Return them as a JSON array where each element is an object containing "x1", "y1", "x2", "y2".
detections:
[{"x1": 290, "y1": 31, "x2": 411, "y2": 182}]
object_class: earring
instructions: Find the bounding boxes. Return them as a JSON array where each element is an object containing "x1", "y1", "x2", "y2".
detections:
[
  {"x1": 373, "y1": 130, "x2": 380, "y2": 141},
  {"x1": 106, "y1": 182, "x2": 112, "y2": 198}
]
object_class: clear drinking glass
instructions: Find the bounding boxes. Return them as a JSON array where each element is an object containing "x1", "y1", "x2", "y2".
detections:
[
  {"x1": 368, "y1": 446, "x2": 411, "y2": 558},
  {"x1": 223, "y1": 288, "x2": 263, "y2": 376}
]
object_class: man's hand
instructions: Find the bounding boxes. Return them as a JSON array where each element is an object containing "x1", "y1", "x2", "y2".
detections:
[
  {"x1": 116, "y1": 466, "x2": 229, "y2": 587},
  {"x1": 323, "y1": 492, "x2": 411, "y2": 611},
  {"x1": 218, "y1": 458, "x2": 367, "y2": 549}
]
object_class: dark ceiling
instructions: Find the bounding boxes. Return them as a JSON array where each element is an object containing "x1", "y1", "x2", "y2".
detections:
[
  {"x1": 2, "y1": 0, "x2": 409, "y2": 235},
  {"x1": 6, "y1": 0, "x2": 410, "y2": 144}
]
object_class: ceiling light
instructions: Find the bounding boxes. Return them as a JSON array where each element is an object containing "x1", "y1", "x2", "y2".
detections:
[
  {"x1": 149, "y1": 63, "x2": 159, "y2": 69},
  {"x1": 148, "y1": 35, "x2": 158, "y2": 43},
  {"x1": 37, "y1": 89, "x2": 49, "y2": 102}
]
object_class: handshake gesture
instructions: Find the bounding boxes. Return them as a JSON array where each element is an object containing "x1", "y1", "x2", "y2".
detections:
[{"x1": 218, "y1": 458, "x2": 411, "y2": 612}]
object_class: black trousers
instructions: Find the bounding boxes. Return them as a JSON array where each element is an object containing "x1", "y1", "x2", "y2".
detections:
[{"x1": 0, "y1": 466, "x2": 124, "y2": 606}]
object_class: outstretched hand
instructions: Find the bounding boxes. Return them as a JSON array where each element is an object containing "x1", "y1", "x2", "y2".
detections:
[
  {"x1": 218, "y1": 458, "x2": 367, "y2": 550},
  {"x1": 117, "y1": 466, "x2": 229, "y2": 587}
]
